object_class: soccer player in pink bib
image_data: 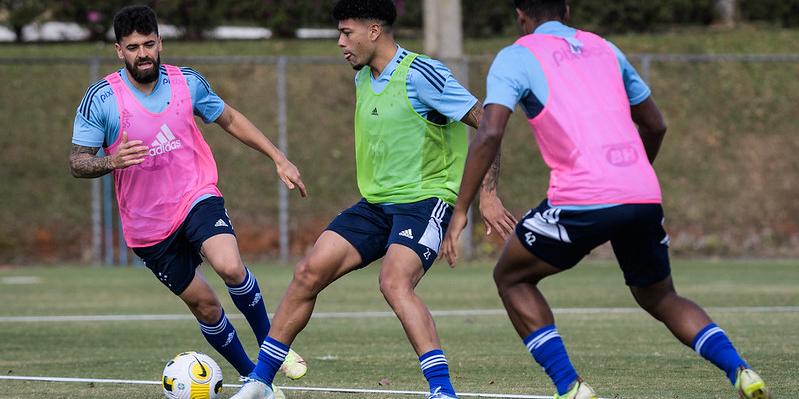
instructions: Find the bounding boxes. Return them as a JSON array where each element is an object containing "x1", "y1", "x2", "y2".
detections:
[
  {"x1": 441, "y1": 1, "x2": 771, "y2": 399},
  {"x1": 69, "y1": 5, "x2": 307, "y2": 389}
]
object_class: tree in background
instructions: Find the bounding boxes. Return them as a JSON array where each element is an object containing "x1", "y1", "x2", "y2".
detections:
[
  {"x1": 714, "y1": 0, "x2": 737, "y2": 27},
  {"x1": 0, "y1": 0, "x2": 49, "y2": 42},
  {"x1": 53, "y1": 0, "x2": 148, "y2": 41},
  {"x1": 157, "y1": 0, "x2": 225, "y2": 40}
]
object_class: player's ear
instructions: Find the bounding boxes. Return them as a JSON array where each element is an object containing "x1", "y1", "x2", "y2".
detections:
[
  {"x1": 515, "y1": 8, "x2": 527, "y2": 29},
  {"x1": 114, "y1": 42, "x2": 124, "y2": 60},
  {"x1": 368, "y1": 21, "x2": 382, "y2": 41}
]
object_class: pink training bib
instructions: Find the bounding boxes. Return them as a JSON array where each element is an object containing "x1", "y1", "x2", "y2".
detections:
[
  {"x1": 515, "y1": 31, "x2": 662, "y2": 205},
  {"x1": 105, "y1": 64, "x2": 221, "y2": 247}
]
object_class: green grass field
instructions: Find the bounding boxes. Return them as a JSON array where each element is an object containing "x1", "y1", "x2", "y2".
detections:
[{"x1": 1, "y1": 260, "x2": 797, "y2": 398}]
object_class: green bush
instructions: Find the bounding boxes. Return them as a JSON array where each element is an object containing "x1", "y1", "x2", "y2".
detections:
[
  {"x1": 567, "y1": 0, "x2": 716, "y2": 33},
  {"x1": 740, "y1": 0, "x2": 799, "y2": 27}
]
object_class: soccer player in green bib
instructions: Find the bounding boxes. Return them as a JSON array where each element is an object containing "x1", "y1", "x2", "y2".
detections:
[{"x1": 231, "y1": 1, "x2": 515, "y2": 398}]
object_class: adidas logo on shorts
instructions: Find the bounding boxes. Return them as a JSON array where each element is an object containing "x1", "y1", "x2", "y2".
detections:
[
  {"x1": 214, "y1": 219, "x2": 229, "y2": 228},
  {"x1": 398, "y1": 229, "x2": 414, "y2": 239}
]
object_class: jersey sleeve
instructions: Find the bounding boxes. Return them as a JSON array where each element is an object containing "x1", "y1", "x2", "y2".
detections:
[
  {"x1": 606, "y1": 40, "x2": 651, "y2": 106},
  {"x1": 180, "y1": 67, "x2": 226, "y2": 123},
  {"x1": 484, "y1": 44, "x2": 548, "y2": 118},
  {"x1": 72, "y1": 79, "x2": 111, "y2": 148},
  {"x1": 408, "y1": 57, "x2": 477, "y2": 122}
]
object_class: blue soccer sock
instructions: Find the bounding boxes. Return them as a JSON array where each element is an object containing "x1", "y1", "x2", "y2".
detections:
[
  {"x1": 198, "y1": 311, "x2": 255, "y2": 376},
  {"x1": 419, "y1": 349, "x2": 457, "y2": 397},
  {"x1": 227, "y1": 267, "x2": 271, "y2": 344},
  {"x1": 524, "y1": 325, "x2": 579, "y2": 396},
  {"x1": 692, "y1": 323, "x2": 749, "y2": 384},
  {"x1": 251, "y1": 336, "x2": 288, "y2": 386}
]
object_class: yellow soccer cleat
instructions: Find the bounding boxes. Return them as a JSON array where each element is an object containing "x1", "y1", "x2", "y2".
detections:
[
  {"x1": 735, "y1": 367, "x2": 772, "y2": 399},
  {"x1": 554, "y1": 378, "x2": 598, "y2": 399},
  {"x1": 278, "y1": 348, "x2": 308, "y2": 380}
]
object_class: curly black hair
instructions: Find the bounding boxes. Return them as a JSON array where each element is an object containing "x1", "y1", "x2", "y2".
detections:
[
  {"x1": 113, "y1": 5, "x2": 159, "y2": 43},
  {"x1": 513, "y1": 0, "x2": 567, "y2": 20},
  {"x1": 332, "y1": 0, "x2": 397, "y2": 26}
]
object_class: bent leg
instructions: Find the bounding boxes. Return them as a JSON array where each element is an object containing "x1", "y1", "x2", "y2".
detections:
[
  {"x1": 380, "y1": 244, "x2": 456, "y2": 397},
  {"x1": 379, "y1": 244, "x2": 437, "y2": 354},
  {"x1": 494, "y1": 235, "x2": 581, "y2": 397},
  {"x1": 631, "y1": 277, "x2": 749, "y2": 385},
  {"x1": 180, "y1": 269, "x2": 254, "y2": 376},
  {"x1": 202, "y1": 233, "x2": 272, "y2": 344},
  {"x1": 493, "y1": 234, "x2": 563, "y2": 337},
  {"x1": 629, "y1": 276, "x2": 712, "y2": 345},
  {"x1": 251, "y1": 231, "x2": 362, "y2": 386}
]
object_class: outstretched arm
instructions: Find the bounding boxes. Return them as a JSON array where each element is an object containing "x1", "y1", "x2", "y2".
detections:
[
  {"x1": 69, "y1": 133, "x2": 148, "y2": 178},
  {"x1": 442, "y1": 104, "x2": 514, "y2": 266},
  {"x1": 215, "y1": 103, "x2": 307, "y2": 197}
]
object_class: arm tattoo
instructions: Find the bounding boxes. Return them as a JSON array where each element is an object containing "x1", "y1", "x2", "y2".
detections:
[
  {"x1": 69, "y1": 145, "x2": 113, "y2": 178},
  {"x1": 461, "y1": 101, "x2": 483, "y2": 130},
  {"x1": 481, "y1": 151, "x2": 501, "y2": 194}
]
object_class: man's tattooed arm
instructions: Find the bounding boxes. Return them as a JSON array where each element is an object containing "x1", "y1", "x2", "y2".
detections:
[
  {"x1": 481, "y1": 151, "x2": 501, "y2": 195},
  {"x1": 460, "y1": 101, "x2": 484, "y2": 130},
  {"x1": 69, "y1": 145, "x2": 114, "y2": 178}
]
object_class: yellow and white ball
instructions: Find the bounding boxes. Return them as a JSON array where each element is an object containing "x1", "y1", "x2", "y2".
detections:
[{"x1": 162, "y1": 351, "x2": 223, "y2": 399}]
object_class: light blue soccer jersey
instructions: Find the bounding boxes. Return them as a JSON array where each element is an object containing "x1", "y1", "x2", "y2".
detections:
[
  {"x1": 485, "y1": 21, "x2": 650, "y2": 211},
  {"x1": 484, "y1": 21, "x2": 651, "y2": 120},
  {"x1": 360, "y1": 45, "x2": 477, "y2": 124},
  {"x1": 72, "y1": 65, "x2": 225, "y2": 148}
]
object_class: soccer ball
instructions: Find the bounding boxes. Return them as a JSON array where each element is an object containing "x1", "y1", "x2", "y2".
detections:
[{"x1": 162, "y1": 351, "x2": 223, "y2": 399}]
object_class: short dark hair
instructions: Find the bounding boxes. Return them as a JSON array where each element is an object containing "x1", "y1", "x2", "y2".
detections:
[
  {"x1": 513, "y1": 0, "x2": 567, "y2": 21},
  {"x1": 113, "y1": 5, "x2": 159, "y2": 43},
  {"x1": 332, "y1": 0, "x2": 397, "y2": 27}
]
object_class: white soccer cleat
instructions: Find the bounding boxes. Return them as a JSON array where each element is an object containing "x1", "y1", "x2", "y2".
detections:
[
  {"x1": 229, "y1": 377, "x2": 274, "y2": 399},
  {"x1": 278, "y1": 348, "x2": 308, "y2": 380},
  {"x1": 427, "y1": 387, "x2": 458, "y2": 399}
]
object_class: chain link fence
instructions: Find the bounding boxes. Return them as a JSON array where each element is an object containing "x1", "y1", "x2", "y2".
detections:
[{"x1": 1, "y1": 53, "x2": 798, "y2": 265}]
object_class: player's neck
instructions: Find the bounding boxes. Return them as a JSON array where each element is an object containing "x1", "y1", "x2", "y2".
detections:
[
  {"x1": 525, "y1": 18, "x2": 564, "y2": 35},
  {"x1": 369, "y1": 41, "x2": 398, "y2": 79},
  {"x1": 124, "y1": 68, "x2": 158, "y2": 95}
]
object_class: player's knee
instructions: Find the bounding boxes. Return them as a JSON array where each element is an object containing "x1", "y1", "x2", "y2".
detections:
[
  {"x1": 378, "y1": 271, "x2": 412, "y2": 302},
  {"x1": 216, "y1": 264, "x2": 246, "y2": 286},
  {"x1": 190, "y1": 298, "x2": 223, "y2": 325},
  {"x1": 493, "y1": 262, "x2": 518, "y2": 290},
  {"x1": 633, "y1": 289, "x2": 675, "y2": 318},
  {"x1": 292, "y1": 258, "x2": 326, "y2": 295}
]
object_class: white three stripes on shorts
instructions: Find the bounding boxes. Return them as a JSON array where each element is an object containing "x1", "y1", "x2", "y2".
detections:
[{"x1": 419, "y1": 199, "x2": 449, "y2": 252}]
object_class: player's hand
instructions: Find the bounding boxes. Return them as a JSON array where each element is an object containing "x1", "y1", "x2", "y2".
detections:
[
  {"x1": 479, "y1": 192, "x2": 517, "y2": 240},
  {"x1": 276, "y1": 157, "x2": 308, "y2": 198},
  {"x1": 110, "y1": 131, "x2": 148, "y2": 169},
  {"x1": 440, "y1": 210, "x2": 468, "y2": 268}
]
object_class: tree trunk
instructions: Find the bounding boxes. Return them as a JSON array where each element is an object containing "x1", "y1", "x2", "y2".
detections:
[{"x1": 714, "y1": 0, "x2": 737, "y2": 27}]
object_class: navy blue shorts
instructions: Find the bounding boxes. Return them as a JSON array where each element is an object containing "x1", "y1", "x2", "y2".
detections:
[
  {"x1": 132, "y1": 196, "x2": 235, "y2": 295},
  {"x1": 514, "y1": 200, "x2": 671, "y2": 287},
  {"x1": 326, "y1": 198, "x2": 452, "y2": 270}
]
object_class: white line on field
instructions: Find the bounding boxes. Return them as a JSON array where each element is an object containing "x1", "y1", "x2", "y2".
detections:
[
  {"x1": 0, "y1": 375, "x2": 586, "y2": 399},
  {"x1": 0, "y1": 306, "x2": 797, "y2": 323}
]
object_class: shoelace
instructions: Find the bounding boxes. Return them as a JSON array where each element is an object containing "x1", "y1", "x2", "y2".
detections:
[{"x1": 427, "y1": 387, "x2": 443, "y2": 399}]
